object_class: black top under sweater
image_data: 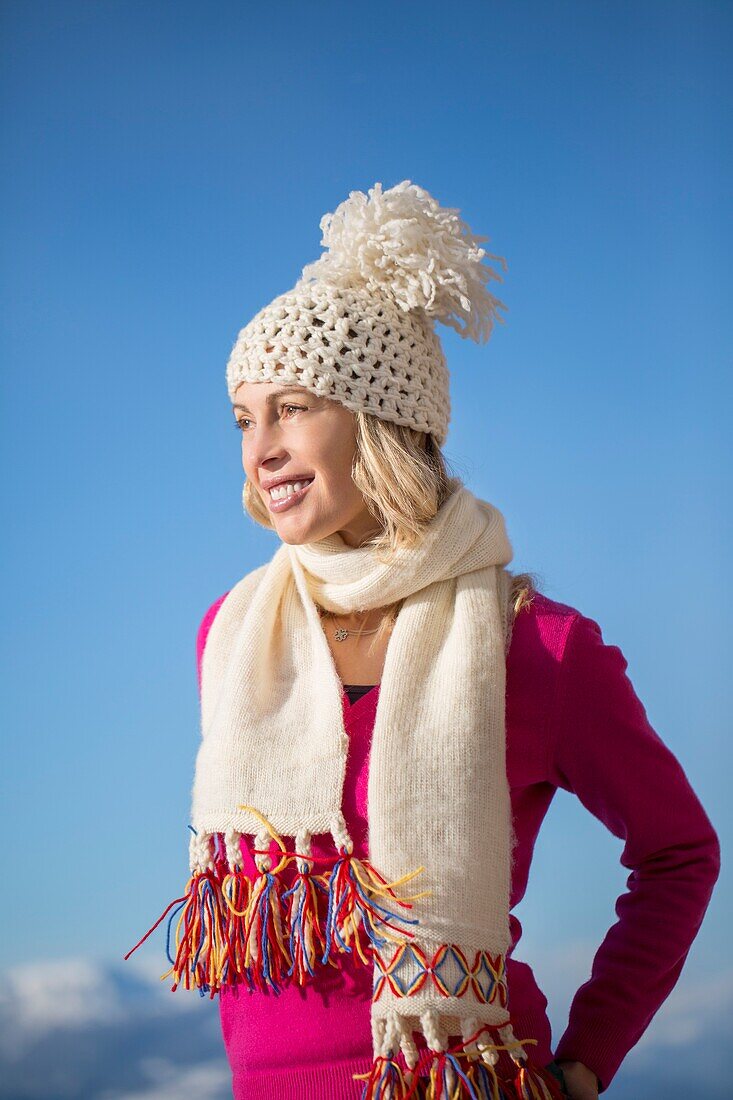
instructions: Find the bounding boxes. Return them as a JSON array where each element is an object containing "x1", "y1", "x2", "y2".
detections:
[{"x1": 343, "y1": 684, "x2": 377, "y2": 705}]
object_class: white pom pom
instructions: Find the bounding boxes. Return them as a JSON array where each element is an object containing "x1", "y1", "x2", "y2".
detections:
[{"x1": 296, "y1": 180, "x2": 508, "y2": 343}]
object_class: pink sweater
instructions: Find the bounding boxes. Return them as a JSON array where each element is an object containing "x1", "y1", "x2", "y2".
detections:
[{"x1": 195, "y1": 589, "x2": 720, "y2": 1098}]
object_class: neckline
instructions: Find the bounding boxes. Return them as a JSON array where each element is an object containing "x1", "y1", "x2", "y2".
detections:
[{"x1": 341, "y1": 683, "x2": 379, "y2": 710}]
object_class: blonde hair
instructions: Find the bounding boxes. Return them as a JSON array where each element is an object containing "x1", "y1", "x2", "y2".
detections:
[{"x1": 242, "y1": 408, "x2": 539, "y2": 654}]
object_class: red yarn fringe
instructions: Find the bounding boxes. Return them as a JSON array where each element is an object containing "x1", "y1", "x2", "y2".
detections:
[
  {"x1": 354, "y1": 1022, "x2": 566, "y2": 1099},
  {"x1": 124, "y1": 833, "x2": 423, "y2": 996}
]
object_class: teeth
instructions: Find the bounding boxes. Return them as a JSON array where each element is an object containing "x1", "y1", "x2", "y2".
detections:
[{"x1": 270, "y1": 479, "x2": 312, "y2": 500}]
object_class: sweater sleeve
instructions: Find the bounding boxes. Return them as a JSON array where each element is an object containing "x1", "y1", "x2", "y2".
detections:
[
  {"x1": 548, "y1": 612, "x2": 721, "y2": 1092},
  {"x1": 196, "y1": 591, "x2": 231, "y2": 697}
]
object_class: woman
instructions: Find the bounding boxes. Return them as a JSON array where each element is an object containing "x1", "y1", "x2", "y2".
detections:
[{"x1": 127, "y1": 181, "x2": 720, "y2": 1100}]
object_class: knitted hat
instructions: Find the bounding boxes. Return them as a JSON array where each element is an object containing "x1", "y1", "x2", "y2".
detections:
[{"x1": 225, "y1": 180, "x2": 508, "y2": 448}]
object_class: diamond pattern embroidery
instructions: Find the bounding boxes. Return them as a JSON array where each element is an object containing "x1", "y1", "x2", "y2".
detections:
[
  {"x1": 372, "y1": 942, "x2": 508, "y2": 1005},
  {"x1": 472, "y1": 950, "x2": 508, "y2": 1007},
  {"x1": 432, "y1": 944, "x2": 472, "y2": 997}
]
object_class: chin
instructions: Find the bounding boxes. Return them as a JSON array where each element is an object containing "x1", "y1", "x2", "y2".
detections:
[
  {"x1": 275, "y1": 517, "x2": 343, "y2": 546},
  {"x1": 273, "y1": 520, "x2": 321, "y2": 545},
  {"x1": 276, "y1": 531, "x2": 308, "y2": 546}
]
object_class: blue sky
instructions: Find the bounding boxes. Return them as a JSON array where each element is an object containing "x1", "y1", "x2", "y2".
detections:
[{"x1": 1, "y1": 1, "x2": 730, "y2": 1096}]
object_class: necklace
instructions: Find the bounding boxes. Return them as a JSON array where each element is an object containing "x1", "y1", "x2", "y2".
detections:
[
  {"x1": 332, "y1": 624, "x2": 380, "y2": 642},
  {"x1": 317, "y1": 604, "x2": 385, "y2": 643}
]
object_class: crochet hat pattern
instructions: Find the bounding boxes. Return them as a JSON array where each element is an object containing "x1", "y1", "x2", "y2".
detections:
[{"x1": 225, "y1": 179, "x2": 508, "y2": 448}]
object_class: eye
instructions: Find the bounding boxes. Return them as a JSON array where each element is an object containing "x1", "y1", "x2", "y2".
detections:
[{"x1": 233, "y1": 405, "x2": 305, "y2": 433}]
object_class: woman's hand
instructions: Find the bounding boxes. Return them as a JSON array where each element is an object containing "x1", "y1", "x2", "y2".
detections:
[{"x1": 555, "y1": 1059, "x2": 600, "y2": 1100}]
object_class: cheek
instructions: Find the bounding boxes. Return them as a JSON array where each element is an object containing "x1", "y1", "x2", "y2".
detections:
[
  {"x1": 242, "y1": 449, "x2": 257, "y2": 481},
  {"x1": 322, "y1": 425, "x2": 357, "y2": 474},
  {"x1": 316, "y1": 447, "x2": 357, "y2": 495},
  {"x1": 318, "y1": 473, "x2": 362, "y2": 515}
]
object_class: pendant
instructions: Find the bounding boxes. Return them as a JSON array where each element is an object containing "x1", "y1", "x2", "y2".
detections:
[{"x1": 334, "y1": 628, "x2": 349, "y2": 641}]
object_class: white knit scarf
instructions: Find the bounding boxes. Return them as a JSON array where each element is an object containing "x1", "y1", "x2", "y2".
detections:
[{"x1": 128, "y1": 478, "x2": 564, "y2": 1098}]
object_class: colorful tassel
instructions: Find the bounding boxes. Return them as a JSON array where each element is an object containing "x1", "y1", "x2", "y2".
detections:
[
  {"x1": 220, "y1": 866, "x2": 254, "y2": 986},
  {"x1": 354, "y1": 1022, "x2": 566, "y2": 1100},
  {"x1": 322, "y1": 845, "x2": 429, "y2": 965},
  {"x1": 238, "y1": 863, "x2": 292, "y2": 992},
  {"x1": 124, "y1": 864, "x2": 233, "y2": 998},
  {"x1": 282, "y1": 858, "x2": 333, "y2": 982},
  {"x1": 512, "y1": 1061, "x2": 566, "y2": 1100},
  {"x1": 124, "y1": 807, "x2": 431, "y2": 1001},
  {"x1": 354, "y1": 1052, "x2": 415, "y2": 1099},
  {"x1": 465, "y1": 1060, "x2": 514, "y2": 1100},
  {"x1": 234, "y1": 804, "x2": 294, "y2": 993}
]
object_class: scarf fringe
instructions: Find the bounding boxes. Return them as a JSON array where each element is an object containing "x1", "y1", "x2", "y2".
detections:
[
  {"x1": 353, "y1": 1020, "x2": 566, "y2": 1100},
  {"x1": 124, "y1": 821, "x2": 557, "y2": 1099},
  {"x1": 123, "y1": 819, "x2": 425, "y2": 997}
]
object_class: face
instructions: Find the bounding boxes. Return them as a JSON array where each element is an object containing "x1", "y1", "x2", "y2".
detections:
[{"x1": 233, "y1": 379, "x2": 381, "y2": 547}]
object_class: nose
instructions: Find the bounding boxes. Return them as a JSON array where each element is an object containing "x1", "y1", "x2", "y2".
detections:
[{"x1": 246, "y1": 421, "x2": 290, "y2": 483}]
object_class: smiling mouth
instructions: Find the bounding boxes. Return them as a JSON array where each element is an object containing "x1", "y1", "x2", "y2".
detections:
[
  {"x1": 266, "y1": 477, "x2": 316, "y2": 511},
  {"x1": 267, "y1": 477, "x2": 315, "y2": 500}
]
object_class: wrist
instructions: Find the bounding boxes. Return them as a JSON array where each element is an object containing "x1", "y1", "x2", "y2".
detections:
[{"x1": 555, "y1": 1059, "x2": 602, "y2": 1092}]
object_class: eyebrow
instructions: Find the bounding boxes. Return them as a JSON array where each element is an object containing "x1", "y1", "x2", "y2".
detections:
[{"x1": 232, "y1": 386, "x2": 311, "y2": 413}]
